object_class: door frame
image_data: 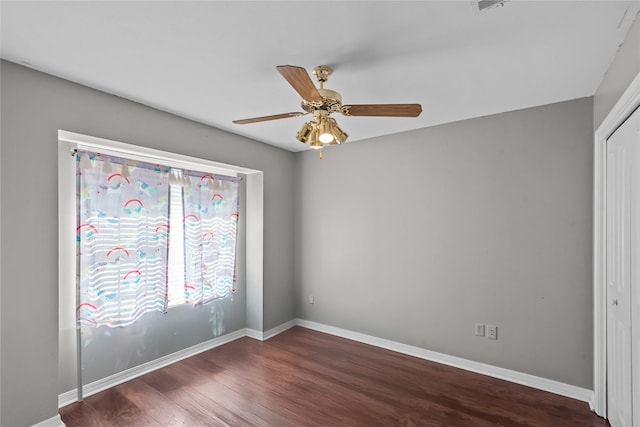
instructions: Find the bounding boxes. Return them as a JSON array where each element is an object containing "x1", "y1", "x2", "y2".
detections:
[{"x1": 593, "y1": 71, "x2": 640, "y2": 417}]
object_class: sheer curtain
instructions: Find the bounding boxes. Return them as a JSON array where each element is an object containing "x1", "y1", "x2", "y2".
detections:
[
  {"x1": 182, "y1": 172, "x2": 240, "y2": 305},
  {"x1": 76, "y1": 151, "x2": 170, "y2": 328},
  {"x1": 73, "y1": 147, "x2": 243, "y2": 398}
]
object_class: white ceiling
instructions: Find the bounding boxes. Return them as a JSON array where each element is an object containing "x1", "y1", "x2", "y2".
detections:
[{"x1": 1, "y1": 1, "x2": 638, "y2": 152}]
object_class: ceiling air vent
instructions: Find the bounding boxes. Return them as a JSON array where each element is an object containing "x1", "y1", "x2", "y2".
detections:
[{"x1": 471, "y1": 0, "x2": 508, "y2": 14}]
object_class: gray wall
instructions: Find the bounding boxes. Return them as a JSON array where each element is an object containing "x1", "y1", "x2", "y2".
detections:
[
  {"x1": 294, "y1": 97, "x2": 595, "y2": 389},
  {"x1": 0, "y1": 60, "x2": 295, "y2": 427},
  {"x1": 594, "y1": 10, "x2": 640, "y2": 129}
]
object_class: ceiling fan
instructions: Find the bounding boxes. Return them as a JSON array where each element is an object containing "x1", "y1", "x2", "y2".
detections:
[{"x1": 233, "y1": 65, "x2": 422, "y2": 153}]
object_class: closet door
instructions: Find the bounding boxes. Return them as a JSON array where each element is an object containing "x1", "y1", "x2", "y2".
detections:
[
  {"x1": 632, "y1": 108, "x2": 640, "y2": 427},
  {"x1": 606, "y1": 106, "x2": 640, "y2": 427}
]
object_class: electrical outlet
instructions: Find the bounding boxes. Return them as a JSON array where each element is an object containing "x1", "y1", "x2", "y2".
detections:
[
  {"x1": 309, "y1": 295, "x2": 314, "y2": 304},
  {"x1": 475, "y1": 323, "x2": 485, "y2": 337},
  {"x1": 487, "y1": 325, "x2": 498, "y2": 340}
]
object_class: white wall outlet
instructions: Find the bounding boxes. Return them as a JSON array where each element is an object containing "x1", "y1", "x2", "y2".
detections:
[
  {"x1": 487, "y1": 325, "x2": 498, "y2": 340},
  {"x1": 309, "y1": 295, "x2": 314, "y2": 304},
  {"x1": 475, "y1": 323, "x2": 485, "y2": 337}
]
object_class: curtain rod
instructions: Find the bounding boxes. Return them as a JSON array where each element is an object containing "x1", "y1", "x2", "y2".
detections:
[
  {"x1": 59, "y1": 130, "x2": 261, "y2": 177},
  {"x1": 71, "y1": 148, "x2": 244, "y2": 181},
  {"x1": 68, "y1": 145, "x2": 237, "y2": 178}
]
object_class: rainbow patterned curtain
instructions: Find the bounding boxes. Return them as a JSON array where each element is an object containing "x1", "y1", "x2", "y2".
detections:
[
  {"x1": 76, "y1": 151, "x2": 170, "y2": 328},
  {"x1": 182, "y1": 172, "x2": 239, "y2": 305}
]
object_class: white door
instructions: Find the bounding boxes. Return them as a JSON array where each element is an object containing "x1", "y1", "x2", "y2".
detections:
[
  {"x1": 633, "y1": 109, "x2": 640, "y2": 427},
  {"x1": 607, "y1": 106, "x2": 640, "y2": 427}
]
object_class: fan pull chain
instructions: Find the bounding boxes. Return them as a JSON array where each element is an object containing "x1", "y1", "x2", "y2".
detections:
[{"x1": 319, "y1": 150, "x2": 323, "y2": 160}]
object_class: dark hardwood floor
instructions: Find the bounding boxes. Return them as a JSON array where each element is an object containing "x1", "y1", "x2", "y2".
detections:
[{"x1": 60, "y1": 327, "x2": 608, "y2": 426}]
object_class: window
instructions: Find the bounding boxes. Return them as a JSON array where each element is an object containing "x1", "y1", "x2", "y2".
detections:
[
  {"x1": 59, "y1": 130, "x2": 263, "y2": 400},
  {"x1": 167, "y1": 180, "x2": 186, "y2": 306},
  {"x1": 76, "y1": 151, "x2": 240, "y2": 328}
]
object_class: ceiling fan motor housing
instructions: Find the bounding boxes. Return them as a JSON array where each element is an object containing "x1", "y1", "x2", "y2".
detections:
[{"x1": 301, "y1": 88, "x2": 342, "y2": 114}]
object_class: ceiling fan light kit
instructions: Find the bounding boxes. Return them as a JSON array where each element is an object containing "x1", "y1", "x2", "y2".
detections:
[
  {"x1": 233, "y1": 65, "x2": 422, "y2": 156},
  {"x1": 296, "y1": 121, "x2": 313, "y2": 143},
  {"x1": 329, "y1": 118, "x2": 348, "y2": 144},
  {"x1": 309, "y1": 128, "x2": 323, "y2": 150}
]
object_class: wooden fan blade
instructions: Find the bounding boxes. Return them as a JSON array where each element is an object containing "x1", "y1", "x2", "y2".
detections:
[
  {"x1": 342, "y1": 104, "x2": 422, "y2": 117},
  {"x1": 276, "y1": 65, "x2": 323, "y2": 103},
  {"x1": 233, "y1": 112, "x2": 304, "y2": 124}
]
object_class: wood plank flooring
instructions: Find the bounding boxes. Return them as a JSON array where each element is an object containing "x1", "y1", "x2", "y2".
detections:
[{"x1": 60, "y1": 327, "x2": 609, "y2": 426}]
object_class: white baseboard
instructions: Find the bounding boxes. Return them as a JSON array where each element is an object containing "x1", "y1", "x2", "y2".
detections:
[
  {"x1": 294, "y1": 319, "x2": 593, "y2": 403},
  {"x1": 31, "y1": 414, "x2": 66, "y2": 427},
  {"x1": 245, "y1": 328, "x2": 263, "y2": 340},
  {"x1": 58, "y1": 389, "x2": 77, "y2": 409},
  {"x1": 58, "y1": 328, "x2": 247, "y2": 407},
  {"x1": 263, "y1": 319, "x2": 296, "y2": 340},
  {"x1": 59, "y1": 323, "x2": 300, "y2": 408},
  {"x1": 246, "y1": 320, "x2": 296, "y2": 341},
  {"x1": 59, "y1": 317, "x2": 590, "y2": 416}
]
